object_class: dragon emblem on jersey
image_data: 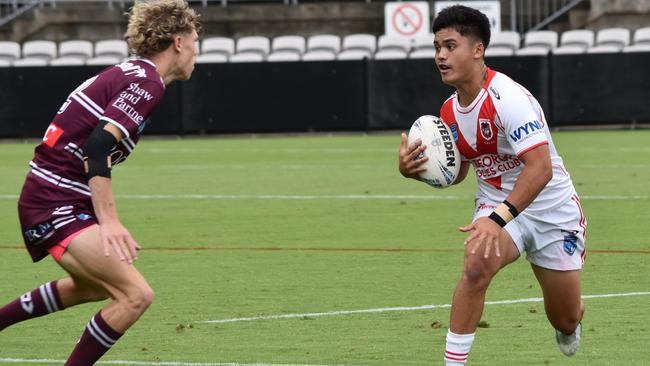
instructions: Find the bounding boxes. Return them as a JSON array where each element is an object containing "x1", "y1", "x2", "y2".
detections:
[{"x1": 479, "y1": 119, "x2": 493, "y2": 140}]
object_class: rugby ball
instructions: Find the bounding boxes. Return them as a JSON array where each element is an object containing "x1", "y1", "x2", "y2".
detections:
[{"x1": 407, "y1": 115, "x2": 460, "y2": 188}]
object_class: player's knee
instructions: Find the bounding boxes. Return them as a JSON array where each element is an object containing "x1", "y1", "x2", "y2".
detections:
[
  {"x1": 462, "y1": 257, "x2": 495, "y2": 290},
  {"x1": 123, "y1": 285, "x2": 155, "y2": 315}
]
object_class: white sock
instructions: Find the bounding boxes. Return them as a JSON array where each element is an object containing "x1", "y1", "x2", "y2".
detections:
[{"x1": 444, "y1": 330, "x2": 475, "y2": 365}]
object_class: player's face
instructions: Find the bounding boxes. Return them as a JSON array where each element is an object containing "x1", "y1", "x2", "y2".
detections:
[
  {"x1": 176, "y1": 28, "x2": 199, "y2": 81},
  {"x1": 434, "y1": 28, "x2": 483, "y2": 86}
]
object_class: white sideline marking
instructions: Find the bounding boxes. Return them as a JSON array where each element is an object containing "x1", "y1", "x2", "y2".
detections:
[
  {"x1": 2, "y1": 194, "x2": 648, "y2": 201},
  {"x1": 202, "y1": 292, "x2": 650, "y2": 324},
  {"x1": 0, "y1": 358, "x2": 347, "y2": 366}
]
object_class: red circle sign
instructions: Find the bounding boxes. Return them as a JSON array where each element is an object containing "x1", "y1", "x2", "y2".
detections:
[{"x1": 391, "y1": 3, "x2": 424, "y2": 36}]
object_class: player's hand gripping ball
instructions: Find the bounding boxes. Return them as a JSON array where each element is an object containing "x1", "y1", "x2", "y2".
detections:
[{"x1": 407, "y1": 115, "x2": 460, "y2": 188}]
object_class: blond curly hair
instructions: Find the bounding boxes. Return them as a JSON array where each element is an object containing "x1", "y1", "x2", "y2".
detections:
[{"x1": 125, "y1": 0, "x2": 201, "y2": 57}]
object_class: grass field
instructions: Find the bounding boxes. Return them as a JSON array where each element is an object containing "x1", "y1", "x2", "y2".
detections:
[{"x1": 1, "y1": 130, "x2": 649, "y2": 365}]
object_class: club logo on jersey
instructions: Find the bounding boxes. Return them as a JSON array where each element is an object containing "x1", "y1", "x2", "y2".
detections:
[
  {"x1": 562, "y1": 230, "x2": 579, "y2": 255},
  {"x1": 479, "y1": 119, "x2": 493, "y2": 140},
  {"x1": 489, "y1": 86, "x2": 501, "y2": 100},
  {"x1": 76, "y1": 213, "x2": 93, "y2": 221},
  {"x1": 42, "y1": 123, "x2": 64, "y2": 148},
  {"x1": 510, "y1": 120, "x2": 544, "y2": 142},
  {"x1": 117, "y1": 62, "x2": 147, "y2": 78}
]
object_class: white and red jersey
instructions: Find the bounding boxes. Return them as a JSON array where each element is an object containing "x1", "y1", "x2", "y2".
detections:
[{"x1": 440, "y1": 68, "x2": 575, "y2": 214}]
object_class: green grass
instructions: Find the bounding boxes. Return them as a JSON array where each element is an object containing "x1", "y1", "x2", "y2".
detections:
[{"x1": 1, "y1": 130, "x2": 649, "y2": 365}]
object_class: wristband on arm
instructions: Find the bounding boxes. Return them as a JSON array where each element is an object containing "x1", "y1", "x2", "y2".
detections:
[{"x1": 488, "y1": 200, "x2": 519, "y2": 227}]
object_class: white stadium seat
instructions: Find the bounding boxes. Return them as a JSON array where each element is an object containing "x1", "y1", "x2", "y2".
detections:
[
  {"x1": 236, "y1": 36, "x2": 270, "y2": 57},
  {"x1": 59, "y1": 40, "x2": 93, "y2": 60},
  {"x1": 586, "y1": 45, "x2": 621, "y2": 54},
  {"x1": 342, "y1": 34, "x2": 376, "y2": 54},
  {"x1": 0, "y1": 59, "x2": 11, "y2": 67},
  {"x1": 595, "y1": 28, "x2": 630, "y2": 49},
  {"x1": 408, "y1": 48, "x2": 436, "y2": 59},
  {"x1": 633, "y1": 27, "x2": 650, "y2": 45},
  {"x1": 374, "y1": 49, "x2": 408, "y2": 60},
  {"x1": 623, "y1": 44, "x2": 650, "y2": 52},
  {"x1": 516, "y1": 30, "x2": 558, "y2": 55},
  {"x1": 50, "y1": 56, "x2": 86, "y2": 66},
  {"x1": 267, "y1": 51, "x2": 301, "y2": 62},
  {"x1": 412, "y1": 33, "x2": 434, "y2": 52},
  {"x1": 195, "y1": 53, "x2": 228, "y2": 63},
  {"x1": 201, "y1": 37, "x2": 235, "y2": 57},
  {"x1": 95, "y1": 40, "x2": 128, "y2": 58},
  {"x1": 377, "y1": 35, "x2": 410, "y2": 53},
  {"x1": 553, "y1": 30, "x2": 594, "y2": 54},
  {"x1": 86, "y1": 55, "x2": 122, "y2": 65},
  {"x1": 271, "y1": 35, "x2": 305, "y2": 55},
  {"x1": 302, "y1": 49, "x2": 337, "y2": 61},
  {"x1": 12, "y1": 58, "x2": 49, "y2": 67},
  {"x1": 22, "y1": 40, "x2": 57, "y2": 61},
  {"x1": 229, "y1": 52, "x2": 265, "y2": 63},
  {"x1": 306, "y1": 34, "x2": 341, "y2": 54},
  {"x1": 488, "y1": 31, "x2": 521, "y2": 52},
  {"x1": 485, "y1": 47, "x2": 515, "y2": 57},
  {"x1": 0, "y1": 41, "x2": 21, "y2": 63},
  {"x1": 337, "y1": 49, "x2": 373, "y2": 60}
]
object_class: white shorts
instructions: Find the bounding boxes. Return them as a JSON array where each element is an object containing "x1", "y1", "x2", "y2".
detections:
[{"x1": 474, "y1": 193, "x2": 587, "y2": 271}]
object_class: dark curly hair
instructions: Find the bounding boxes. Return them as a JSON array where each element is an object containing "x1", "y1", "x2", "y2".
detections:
[{"x1": 432, "y1": 5, "x2": 491, "y2": 49}]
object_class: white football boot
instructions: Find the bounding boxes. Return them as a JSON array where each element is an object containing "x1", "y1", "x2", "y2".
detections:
[{"x1": 555, "y1": 323, "x2": 582, "y2": 356}]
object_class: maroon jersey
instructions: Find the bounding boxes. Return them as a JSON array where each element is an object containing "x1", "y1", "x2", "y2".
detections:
[
  {"x1": 20, "y1": 59, "x2": 165, "y2": 207},
  {"x1": 18, "y1": 59, "x2": 165, "y2": 262}
]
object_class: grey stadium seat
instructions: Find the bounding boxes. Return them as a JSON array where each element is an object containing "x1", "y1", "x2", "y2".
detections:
[
  {"x1": 486, "y1": 31, "x2": 520, "y2": 56},
  {"x1": 12, "y1": 58, "x2": 49, "y2": 67},
  {"x1": 50, "y1": 56, "x2": 86, "y2": 66},
  {"x1": 587, "y1": 28, "x2": 630, "y2": 53},
  {"x1": 622, "y1": 44, "x2": 650, "y2": 53},
  {"x1": 302, "y1": 49, "x2": 337, "y2": 61},
  {"x1": 516, "y1": 30, "x2": 558, "y2": 55},
  {"x1": 229, "y1": 52, "x2": 265, "y2": 63},
  {"x1": 374, "y1": 49, "x2": 408, "y2": 60},
  {"x1": 236, "y1": 36, "x2": 270, "y2": 57},
  {"x1": 633, "y1": 27, "x2": 650, "y2": 45},
  {"x1": 267, "y1": 52, "x2": 301, "y2": 62},
  {"x1": 553, "y1": 29, "x2": 594, "y2": 54},
  {"x1": 338, "y1": 34, "x2": 376, "y2": 60},
  {"x1": 268, "y1": 35, "x2": 305, "y2": 61},
  {"x1": 377, "y1": 35, "x2": 411, "y2": 53},
  {"x1": 303, "y1": 34, "x2": 340, "y2": 61}
]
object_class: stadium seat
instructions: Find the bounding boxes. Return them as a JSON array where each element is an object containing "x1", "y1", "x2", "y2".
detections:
[
  {"x1": 408, "y1": 48, "x2": 436, "y2": 59},
  {"x1": 271, "y1": 35, "x2": 305, "y2": 54},
  {"x1": 486, "y1": 31, "x2": 520, "y2": 55},
  {"x1": 229, "y1": 52, "x2": 265, "y2": 63},
  {"x1": 374, "y1": 49, "x2": 408, "y2": 60},
  {"x1": 485, "y1": 48, "x2": 515, "y2": 57},
  {"x1": 195, "y1": 53, "x2": 228, "y2": 63},
  {"x1": 22, "y1": 40, "x2": 57, "y2": 62},
  {"x1": 50, "y1": 56, "x2": 86, "y2": 66},
  {"x1": 412, "y1": 33, "x2": 434, "y2": 52},
  {"x1": 337, "y1": 49, "x2": 372, "y2": 60},
  {"x1": 623, "y1": 44, "x2": 650, "y2": 52},
  {"x1": 516, "y1": 30, "x2": 557, "y2": 55},
  {"x1": 59, "y1": 40, "x2": 93, "y2": 60},
  {"x1": 302, "y1": 49, "x2": 337, "y2": 61},
  {"x1": 0, "y1": 59, "x2": 11, "y2": 67},
  {"x1": 201, "y1": 37, "x2": 235, "y2": 57},
  {"x1": 267, "y1": 52, "x2": 301, "y2": 62},
  {"x1": 633, "y1": 27, "x2": 650, "y2": 45},
  {"x1": 86, "y1": 55, "x2": 122, "y2": 65},
  {"x1": 341, "y1": 34, "x2": 376, "y2": 54},
  {"x1": 12, "y1": 58, "x2": 49, "y2": 67},
  {"x1": 587, "y1": 27, "x2": 630, "y2": 53},
  {"x1": 95, "y1": 40, "x2": 128, "y2": 59},
  {"x1": 553, "y1": 29, "x2": 594, "y2": 54},
  {"x1": 236, "y1": 36, "x2": 270, "y2": 57},
  {"x1": 377, "y1": 35, "x2": 410, "y2": 53},
  {"x1": 0, "y1": 41, "x2": 20, "y2": 63}
]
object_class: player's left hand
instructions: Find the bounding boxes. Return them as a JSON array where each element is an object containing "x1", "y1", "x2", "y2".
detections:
[{"x1": 459, "y1": 217, "x2": 502, "y2": 259}]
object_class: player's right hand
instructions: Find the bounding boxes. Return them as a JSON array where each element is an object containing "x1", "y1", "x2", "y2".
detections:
[
  {"x1": 398, "y1": 132, "x2": 428, "y2": 180},
  {"x1": 99, "y1": 221, "x2": 141, "y2": 264}
]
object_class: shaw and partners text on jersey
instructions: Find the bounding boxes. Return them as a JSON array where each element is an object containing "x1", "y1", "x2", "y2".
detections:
[{"x1": 112, "y1": 83, "x2": 155, "y2": 125}]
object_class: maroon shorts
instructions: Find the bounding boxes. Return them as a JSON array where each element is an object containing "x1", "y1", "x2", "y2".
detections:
[{"x1": 18, "y1": 201, "x2": 97, "y2": 262}]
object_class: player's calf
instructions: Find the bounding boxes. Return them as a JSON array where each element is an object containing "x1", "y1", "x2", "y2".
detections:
[{"x1": 0, "y1": 280, "x2": 64, "y2": 331}]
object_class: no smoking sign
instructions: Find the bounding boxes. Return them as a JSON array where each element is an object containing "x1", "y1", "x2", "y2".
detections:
[{"x1": 385, "y1": 2, "x2": 430, "y2": 38}]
